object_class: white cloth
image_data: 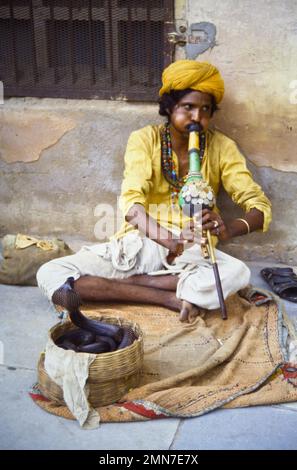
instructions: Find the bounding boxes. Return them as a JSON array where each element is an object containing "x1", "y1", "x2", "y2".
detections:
[
  {"x1": 37, "y1": 232, "x2": 250, "y2": 310},
  {"x1": 44, "y1": 335, "x2": 100, "y2": 429}
]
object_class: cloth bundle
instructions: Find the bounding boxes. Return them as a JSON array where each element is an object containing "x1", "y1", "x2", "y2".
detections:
[{"x1": 0, "y1": 233, "x2": 73, "y2": 286}]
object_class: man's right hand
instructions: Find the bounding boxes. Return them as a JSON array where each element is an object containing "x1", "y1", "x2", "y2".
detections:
[
  {"x1": 166, "y1": 238, "x2": 187, "y2": 265},
  {"x1": 166, "y1": 217, "x2": 199, "y2": 264},
  {"x1": 166, "y1": 216, "x2": 206, "y2": 265}
]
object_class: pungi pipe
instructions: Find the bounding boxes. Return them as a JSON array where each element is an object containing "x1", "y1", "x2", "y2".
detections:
[{"x1": 178, "y1": 123, "x2": 227, "y2": 320}]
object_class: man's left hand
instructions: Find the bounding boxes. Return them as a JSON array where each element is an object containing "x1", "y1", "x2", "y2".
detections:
[{"x1": 201, "y1": 208, "x2": 231, "y2": 241}]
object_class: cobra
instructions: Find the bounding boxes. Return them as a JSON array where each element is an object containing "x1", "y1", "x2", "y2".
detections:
[{"x1": 52, "y1": 277, "x2": 135, "y2": 353}]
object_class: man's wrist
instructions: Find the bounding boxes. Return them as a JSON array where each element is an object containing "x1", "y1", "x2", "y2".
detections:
[
  {"x1": 168, "y1": 237, "x2": 184, "y2": 255},
  {"x1": 221, "y1": 218, "x2": 250, "y2": 241},
  {"x1": 219, "y1": 224, "x2": 233, "y2": 241}
]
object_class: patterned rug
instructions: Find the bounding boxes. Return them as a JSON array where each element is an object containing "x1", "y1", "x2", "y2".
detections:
[{"x1": 30, "y1": 287, "x2": 297, "y2": 423}]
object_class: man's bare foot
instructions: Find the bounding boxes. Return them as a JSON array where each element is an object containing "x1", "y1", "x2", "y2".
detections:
[{"x1": 179, "y1": 300, "x2": 201, "y2": 323}]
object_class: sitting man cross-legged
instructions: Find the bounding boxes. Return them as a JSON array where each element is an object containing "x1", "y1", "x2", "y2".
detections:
[{"x1": 37, "y1": 60, "x2": 272, "y2": 322}]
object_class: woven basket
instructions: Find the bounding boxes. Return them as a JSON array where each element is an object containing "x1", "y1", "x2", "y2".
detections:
[{"x1": 38, "y1": 315, "x2": 144, "y2": 407}]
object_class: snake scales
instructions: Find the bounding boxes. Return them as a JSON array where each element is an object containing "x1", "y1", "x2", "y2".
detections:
[{"x1": 52, "y1": 277, "x2": 136, "y2": 353}]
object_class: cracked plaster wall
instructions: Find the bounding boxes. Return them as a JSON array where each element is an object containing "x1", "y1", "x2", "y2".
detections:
[
  {"x1": 0, "y1": 98, "x2": 162, "y2": 243},
  {"x1": 1, "y1": 0, "x2": 297, "y2": 263},
  {"x1": 181, "y1": 0, "x2": 297, "y2": 262},
  {"x1": 186, "y1": 0, "x2": 297, "y2": 172},
  {"x1": 0, "y1": 110, "x2": 78, "y2": 163}
]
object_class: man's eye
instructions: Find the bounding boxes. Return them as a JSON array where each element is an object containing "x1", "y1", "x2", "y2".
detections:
[
  {"x1": 183, "y1": 104, "x2": 192, "y2": 110},
  {"x1": 202, "y1": 106, "x2": 210, "y2": 112}
]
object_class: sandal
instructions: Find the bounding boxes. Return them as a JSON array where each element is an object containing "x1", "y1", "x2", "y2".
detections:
[{"x1": 260, "y1": 267, "x2": 297, "y2": 303}]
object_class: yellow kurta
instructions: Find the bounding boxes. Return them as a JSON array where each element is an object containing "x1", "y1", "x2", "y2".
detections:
[{"x1": 113, "y1": 124, "x2": 272, "y2": 240}]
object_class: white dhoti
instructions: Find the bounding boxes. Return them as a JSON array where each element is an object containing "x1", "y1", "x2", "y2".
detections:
[{"x1": 36, "y1": 232, "x2": 250, "y2": 310}]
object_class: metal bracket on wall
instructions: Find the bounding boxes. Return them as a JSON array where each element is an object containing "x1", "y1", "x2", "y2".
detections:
[
  {"x1": 167, "y1": 22, "x2": 217, "y2": 59},
  {"x1": 167, "y1": 30, "x2": 187, "y2": 46}
]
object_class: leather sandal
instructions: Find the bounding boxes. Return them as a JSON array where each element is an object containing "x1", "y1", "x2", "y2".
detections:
[{"x1": 260, "y1": 267, "x2": 297, "y2": 303}]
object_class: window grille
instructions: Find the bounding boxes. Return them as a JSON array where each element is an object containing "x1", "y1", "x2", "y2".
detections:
[{"x1": 0, "y1": 0, "x2": 174, "y2": 100}]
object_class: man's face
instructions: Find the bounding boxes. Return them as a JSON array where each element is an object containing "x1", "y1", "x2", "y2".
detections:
[{"x1": 169, "y1": 90, "x2": 213, "y2": 136}]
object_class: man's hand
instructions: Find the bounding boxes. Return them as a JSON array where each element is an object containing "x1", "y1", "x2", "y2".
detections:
[
  {"x1": 201, "y1": 209, "x2": 231, "y2": 241},
  {"x1": 166, "y1": 218, "x2": 202, "y2": 265},
  {"x1": 166, "y1": 238, "x2": 187, "y2": 265},
  {"x1": 200, "y1": 208, "x2": 264, "y2": 241}
]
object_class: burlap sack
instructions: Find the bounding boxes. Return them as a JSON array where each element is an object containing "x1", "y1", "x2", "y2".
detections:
[{"x1": 0, "y1": 234, "x2": 74, "y2": 286}]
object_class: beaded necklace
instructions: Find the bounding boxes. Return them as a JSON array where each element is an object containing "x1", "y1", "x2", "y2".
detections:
[{"x1": 161, "y1": 122, "x2": 206, "y2": 203}]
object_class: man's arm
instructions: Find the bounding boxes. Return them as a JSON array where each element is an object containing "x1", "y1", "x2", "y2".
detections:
[
  {"x1": 202, "y1": 207, "x2": 264, "y2": 241},
  {"x1": 219, "y1": 139, "x2": 272, "y2": 234},
  {"x1": 125, "y1": 203, "x2": 187, "y2": 257},
  {"x1": 223, "y1": 208, "x2": 264, "y2": 240},
  {"x1": 126, "y1": 204, "x2": 265, "y2": 264}
]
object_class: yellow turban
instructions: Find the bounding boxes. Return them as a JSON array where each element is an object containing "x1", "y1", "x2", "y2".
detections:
[{"x1": 159, "y1": 59, "x2": 224, "y2": 104}]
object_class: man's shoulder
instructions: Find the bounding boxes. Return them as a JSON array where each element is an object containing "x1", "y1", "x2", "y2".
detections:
[
  {"x1": 209, "y1": 127, "x2": 237, "y2": 148},
  {"x1": 130, "y1": 124, "x2": 162, "y2": 143}
]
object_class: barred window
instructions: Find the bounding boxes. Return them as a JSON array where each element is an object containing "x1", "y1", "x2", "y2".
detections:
[{"x1": 0, "y1": 0, "x2": 174, "y2": 101}]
